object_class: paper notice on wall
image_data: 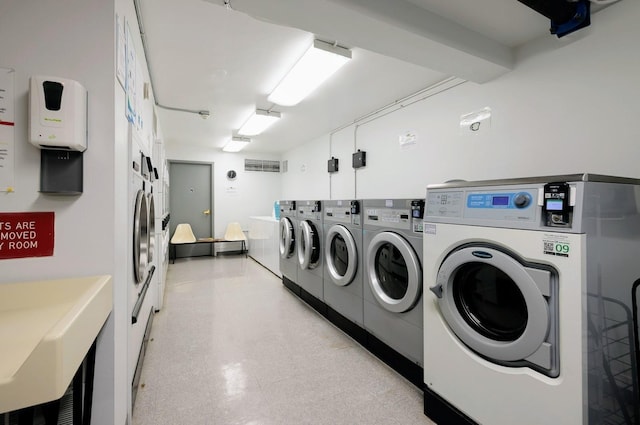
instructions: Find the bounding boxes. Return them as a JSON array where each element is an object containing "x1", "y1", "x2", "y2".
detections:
[
  {"x1": 0, "y1": 68, "x2": 15, "y2": 193},
  {"x1": 125, "y1": 19, "x2": 137, "y2": 125},
  {"x1": 116, "y1": 14, "x2": 126, "y2": 88}
]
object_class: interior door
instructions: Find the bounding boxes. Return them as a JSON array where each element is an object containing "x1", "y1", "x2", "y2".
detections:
[{"x1": 169, "y1": 161, "x2": 214, "y2": 259}]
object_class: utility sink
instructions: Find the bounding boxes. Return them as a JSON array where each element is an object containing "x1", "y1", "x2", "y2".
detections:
[{"x1": 0, "y1": 275, "x2": 112, "y2": 413}]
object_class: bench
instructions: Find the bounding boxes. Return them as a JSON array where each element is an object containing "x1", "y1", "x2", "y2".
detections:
[{"x1": 169, "y1": 237, "x2": 247, "y2": 263}]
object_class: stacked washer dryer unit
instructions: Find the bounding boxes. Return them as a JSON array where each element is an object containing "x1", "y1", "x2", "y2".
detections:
[
  {"x1": 423, "y1": 174, "x2": 640, "y2": 425},
  {"x1": 128, "y1": 124, "x2": 156, "y2": 405},
  {"x1": 362, "y1": 199, "x2": 425, "y2": 385},
  {"x1": 296, "y1": 200, "x2": 325, "y2": 312},
  {"x1": 279, "y1": 200, "x2": 299, "y2": 294},
  {"x1": 323, "y1": 200, "x2": 366, "y2": 341}
]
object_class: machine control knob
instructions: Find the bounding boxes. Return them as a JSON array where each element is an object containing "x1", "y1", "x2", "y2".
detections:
[{"x1": 513, "y1": 192, "x2": 531, "y2": 208}]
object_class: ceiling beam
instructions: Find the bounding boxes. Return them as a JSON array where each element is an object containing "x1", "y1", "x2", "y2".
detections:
[{"x1": 218, "y1": 0, "x2": 514, "y2": 83}]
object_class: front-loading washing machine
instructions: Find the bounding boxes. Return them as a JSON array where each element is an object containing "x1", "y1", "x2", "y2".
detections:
[
  {"x1": 128, "y1": 124, "x2": 156, "y2": 406},
  {"x1": 362, "y1": 198, "x2": 425, "y2": 385},
  {"x1": 279, "y1": 200, "x2": 299, "y2": 294},
  {"x1": 323, "y1": 199, "x2": 366, "y2": 342},
  {"x1": 296, "y1": 200, "x2": 324, "y2": 312},
  {"x1": 423, "y1": 174, "x2": 640, "y2": 425}
]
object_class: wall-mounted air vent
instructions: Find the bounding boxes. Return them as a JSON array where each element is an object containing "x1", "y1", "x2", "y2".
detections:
[{"x1": 244, "y1": 159, "x2": 281, "y2": 173}]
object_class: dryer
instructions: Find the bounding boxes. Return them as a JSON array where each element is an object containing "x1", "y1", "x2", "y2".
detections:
[
  {"x1": 362, "y1": 199, "x2": 425, "y2": 380},
  {"x1": 296, "y1": 200, "x2": 324, "y2": 309},
  {"x1": 423, "y1": 174, "x2": 640, "y2": 425},
  {"x1": 323, "y1": 200, "x2": 365, "y2": 337},
  {"x1": 279, "y1": 200, "x2": 299, "y2": 294}
]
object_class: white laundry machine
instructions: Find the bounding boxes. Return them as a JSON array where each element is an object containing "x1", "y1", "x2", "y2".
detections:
[
  {"x1": 323, "y1": 200, "x2": 366, "y2": 343},
  {"x1": 279, "y1": 200, "x2": 299, "y2": 295},
  {"x1": 423, "y1": 174, "x2": 640, "y2": 425},
  {"x1": 363, "y1": 198, "x2": 425, "y2": 386},
  {"x1": 128, "y1": 124, "x2": 156, "y2": 405},
  {"x1": 296, "y1": 200, "x2": 325, "y2": 313}
]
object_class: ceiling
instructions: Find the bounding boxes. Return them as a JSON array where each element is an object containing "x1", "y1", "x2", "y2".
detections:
[{"x1": 137, "y1": 0, "x2": 556, "y2": 154}]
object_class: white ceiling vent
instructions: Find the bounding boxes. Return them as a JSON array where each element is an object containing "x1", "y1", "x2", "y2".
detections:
[{"x1": 244, "y1": 159, "x2": 281, "y2": 173}]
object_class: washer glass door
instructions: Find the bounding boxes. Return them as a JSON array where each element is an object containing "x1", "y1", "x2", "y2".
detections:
[
  {"x1": 297, "y1": 220, "x2": 320, "y2": 269},
  {"x1": 279, "y1": 217, "x2": 295, "y2": 259},
  {"x1": 366, "y1": 231, "x2": 421, "y2": 313},
  {"x1": 431, "y1": 245, "x2": 558, "y2": 376},
  {"x1": 133, "y1": 189, "x2": 149, "y2": 284},
  {"x1": 325, "y1": 224, "x2": 357, "y2": 286},
  {"x1": 453, "y1": 261, "x2": 528, "y2": 341}
]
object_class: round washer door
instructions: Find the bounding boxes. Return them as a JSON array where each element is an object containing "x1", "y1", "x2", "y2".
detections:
[
  {"x1": 325, "y1": 224, "x2": 357, "y2": 286},
  {"x1": 433, "y1": 246, "x2": 550, "y2": 361},
  {"x1": 147, "y1": 192, "x2": 156, "y2": 264},
  {"x1": 279, "y1": 217, "x2": 295, "y2": 259},
  {"x1": 133, "y1": 189, "x2": 149, "y2": 284},
  {"x1": 297, "y1": 220, "x2": 320, "y2": 270},
  {"x1": 366, "y1": 231, "x2": 421, "y2": 313}
]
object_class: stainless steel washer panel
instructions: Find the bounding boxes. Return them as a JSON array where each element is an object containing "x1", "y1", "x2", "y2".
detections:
[
  {"x1": 133, "y1": 189, "x2": 149, "y2": 284},
  {"x1": 279, "y1": 217, "x2": 295, "y2": 259},
  {"x1": 147, "y1": 192, "x2": 156, "y2": 264}
]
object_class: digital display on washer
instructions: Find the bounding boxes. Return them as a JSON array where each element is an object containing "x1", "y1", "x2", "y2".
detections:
[
  {"x1": 492, "y1": 196, "x2": 509, "y2": 206},
  {"x1": 546, "y1": 199, "x2": 564, "y2": 211},
  {"x1": 467, "y1": 193, "x2": 514, "y2": 209}
]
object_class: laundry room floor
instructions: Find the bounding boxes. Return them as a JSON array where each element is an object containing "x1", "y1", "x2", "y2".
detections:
[{"x1": 132, "y1": 255, "x2": 435, "y2": 425}]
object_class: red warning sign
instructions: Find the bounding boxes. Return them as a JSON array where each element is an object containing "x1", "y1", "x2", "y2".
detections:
[{"x1": 0, "y1": 212, "x2": 54, "y2": 260}]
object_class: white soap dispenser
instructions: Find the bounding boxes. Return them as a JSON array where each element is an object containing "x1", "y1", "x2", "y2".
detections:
[{"x1": 29, "y1": 76, "x2": 87, "y2": 152}]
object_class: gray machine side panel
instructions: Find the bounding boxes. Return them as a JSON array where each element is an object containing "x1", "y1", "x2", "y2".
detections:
[
  {"x1": 583, "y1": 183, "x2": 640, "y2": 424},
  {"x1": 363, "y1": 299, "x2": 424, "y2": 366},
  {"x1": 298, "y1": 268, "x2": 323, "y2": 300},
  {"x1": 322, "y1": 222, "x2": 364, "y2": 325}
]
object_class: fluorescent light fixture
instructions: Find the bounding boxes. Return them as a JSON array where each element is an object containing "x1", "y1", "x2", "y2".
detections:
[
  {"x1": 237, "y1": 109, "x2": 282, "y2": 136},
  {"x1": 222, "y1": 136, "x2": 251, "y2": 152},
  {"x1": 268, "y1": 39, "x2": 352, "y2": 107}
]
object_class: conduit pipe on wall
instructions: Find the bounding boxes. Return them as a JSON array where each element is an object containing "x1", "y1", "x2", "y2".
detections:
[{"x1": 133, "y1": 0, "x2": 211, "y2": 118}]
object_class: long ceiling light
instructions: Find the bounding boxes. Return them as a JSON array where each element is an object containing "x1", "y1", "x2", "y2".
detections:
[
  {"x1": 222, "y1": 136, "x2": 251, "y2": 152},
  {"x1": 268, "y1": 39, "x2": 352, "y2": 107},
  {"x1": 237, "y1": 109, "x2": 282, "y2": 136}
]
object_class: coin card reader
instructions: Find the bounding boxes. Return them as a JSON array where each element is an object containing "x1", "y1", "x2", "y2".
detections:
[
  {"x1": 543, "y1": 182, "x2": 572, "y2": 227},
  {"x1": 350, "y1": 200, "x2": 360, "y2": 215},
  {"x1": 29, "y1": 76, "x2": 87, "y2": 194},
  {"x1": 411, "y1": 200, "x2": 425, "y2": 219}
]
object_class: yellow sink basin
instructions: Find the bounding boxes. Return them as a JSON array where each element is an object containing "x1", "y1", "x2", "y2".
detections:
[{"x1": 0, "y1": 275, "x2": 112, "y2": 413}]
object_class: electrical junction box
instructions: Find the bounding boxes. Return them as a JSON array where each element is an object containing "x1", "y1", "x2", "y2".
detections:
[
  {"x1": 29, "y1": 76, "x2": 87, "y2": 152},
  {"x1": 352, "y1": 150, "x2": 366, "y2": 169},
  {"x1": 327, "y1": 157, "x2": 339, "y2": 173}
]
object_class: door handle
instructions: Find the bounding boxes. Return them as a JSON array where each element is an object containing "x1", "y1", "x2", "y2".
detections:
[{"x1": 203, "y1": 209, "x2": 211, "y2": 215}]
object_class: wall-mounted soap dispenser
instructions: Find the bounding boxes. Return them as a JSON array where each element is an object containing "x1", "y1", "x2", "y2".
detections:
[{"x1": 29, "y1": 76, "x2": 87, "y2": 194}]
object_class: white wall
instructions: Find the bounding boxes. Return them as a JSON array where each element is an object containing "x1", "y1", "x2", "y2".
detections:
[
  {"x1": 165, "y1": 144, "x2": 282, "y2": 238},
  {"x1": 0, "y1": 1, "x2": 123, "y2": 424},
  {"x1": 281, "y1": 0, "x2": 640, "y2": 200},
  {"x1": 281, "y1": 135, "x2": 330, "y2": 200}
]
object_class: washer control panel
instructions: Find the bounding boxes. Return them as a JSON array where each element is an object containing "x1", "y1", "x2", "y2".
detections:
[
  {"x1": 466, "y1": 191, "x2": 533, "y2": 210},
  {"x1": 427, "y1": 189, "x2": 538, "y2": 222},
  {"x1": 325, "y1": 200, "x2": 361, "y2": 226}
]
